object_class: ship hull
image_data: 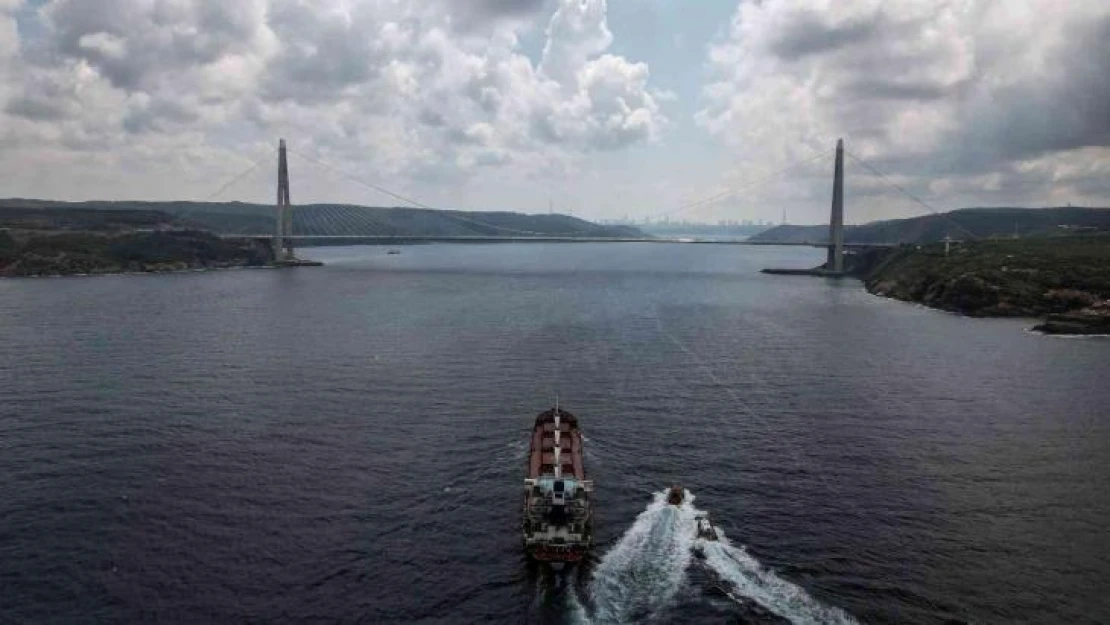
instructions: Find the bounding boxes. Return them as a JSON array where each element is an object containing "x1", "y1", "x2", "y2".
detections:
[
  {"x1": 522, "y1": 407, "x2": 593, "y2": 564},
  {"x1": 527, "y1": 544, "x2": 589, "y2": 563}
]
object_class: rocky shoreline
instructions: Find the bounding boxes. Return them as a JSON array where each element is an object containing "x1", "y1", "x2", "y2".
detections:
[
  {"x1": 849, "y1": 237, "x2": 1110, "y2": 335},
  {"x1": 2, "y1": 261, "x2": 277, "y2": 279},
  {"x1": 1031, "y1": 303, "x2": 1110, "y2": 335}
]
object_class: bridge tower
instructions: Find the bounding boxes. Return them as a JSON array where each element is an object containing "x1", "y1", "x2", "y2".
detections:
[
  {"x1": 275, "y1": 139, "x2": 294, "y2": 261},
  {"x1": 827, "y1": 138, "x2": 845, "y2": 274}
]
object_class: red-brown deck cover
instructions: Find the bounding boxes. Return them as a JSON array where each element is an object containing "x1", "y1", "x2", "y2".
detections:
[{"x1": 528, "y1": 409, "x2": 585, "y2": 480}]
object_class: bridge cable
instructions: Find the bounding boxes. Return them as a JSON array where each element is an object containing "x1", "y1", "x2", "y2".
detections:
[
  {"x1": 842, "y1": 150, "x2": 979, "y2": 240},
  {"x1": 792, "y1": 132, "x2": 981, "y2": 240},
  {"x1": 287, "y1": 148, "x2": 436, "y2": 210},
  {"x1": 285, "y1": 148, "x2": 624, "y2": 238},
  {"x1": 649, "y1": 150, "x2": 834, "y2": 222},
  {"x1": 203, "y1": 149, "x2": 277, "y2": 202}
]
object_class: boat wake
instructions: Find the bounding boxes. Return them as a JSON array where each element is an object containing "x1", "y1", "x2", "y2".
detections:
[
  {"x1": 575, "y1": 490, "x2": 698, "y2": 624},
  {"x1": 565, "y1": 490, "x2": 857, "y2": 625},
  {"x1": 696, "y1": 528, "x2": 859, "y2": 625}
]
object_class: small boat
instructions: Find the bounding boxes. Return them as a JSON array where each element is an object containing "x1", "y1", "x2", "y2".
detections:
[
  {"x1": 522, "y1": 405, "x2": 593, "y2": 563},
  {"x1": 692, "y1": 512, "x2": 718, "y2": 560},
  {"x1": 667, "y1": 485, "x2": 684, "y2": 505},
  {"x1": 387, "y1": 249, "x2": 401, "y2": 255},
  {"x1": 695, "y1": 513, "x2": 717, "y2": 541}
]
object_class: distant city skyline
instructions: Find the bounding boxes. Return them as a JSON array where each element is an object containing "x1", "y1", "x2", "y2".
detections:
[
  {"x1": 596, "y1": 216, "x2": 780, "y2": 228},
  {"x1": 0, "y1": 1, "x2": 1107, "y2": 226}
]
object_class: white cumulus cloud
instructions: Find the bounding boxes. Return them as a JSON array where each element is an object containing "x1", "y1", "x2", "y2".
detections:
[{"x1": 0, "y1": 0, "x2": 666, "y2": 209}]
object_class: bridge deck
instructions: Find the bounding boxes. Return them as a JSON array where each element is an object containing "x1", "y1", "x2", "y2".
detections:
[{"x1": 226, "y1": 234, "x2": 896, "y2": 248}]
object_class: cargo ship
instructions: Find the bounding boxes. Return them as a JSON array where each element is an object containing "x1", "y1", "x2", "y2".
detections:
[{"x1": 522, "y1": 406, "x2": 593, "y2": 562}]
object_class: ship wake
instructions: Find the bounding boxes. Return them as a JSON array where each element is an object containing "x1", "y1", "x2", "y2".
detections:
[
  {"x1": 576, "y1": 490, "x2": 698, "y2": 624},
  {"x1": 569, "y1": 491, "x2": 858, "y2": 625},
  {"x1": 565, "y1": 490, "x2": 857, "y2": 624},
  {"x1": 696, "y1": 528, "x2": 859, "y2": 625}
]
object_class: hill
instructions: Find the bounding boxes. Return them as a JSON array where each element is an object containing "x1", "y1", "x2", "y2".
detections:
[
  {"x1": 0, "y1": 229, "x2": 272, "y2": 277},
  {"x1": 851, "y1": 235, "x2": 1110, "y2": 334},
  {"x1": 0, "y1": 206, "x2": 192, "y2": 231},
  {"x1": 0, "y1": 199, "x2": 648, "y2": 239},
  {"x1": 859, "y1": 235, "x2": 1110, "y2": 314},
  {"x1": 750, "y1": 207, "x2": 1110, "y2": 245}
]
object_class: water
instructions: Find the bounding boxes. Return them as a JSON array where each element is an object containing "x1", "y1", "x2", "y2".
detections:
[{"x1": 1, "y1": 243, "x2": 1108, "y2": 624}]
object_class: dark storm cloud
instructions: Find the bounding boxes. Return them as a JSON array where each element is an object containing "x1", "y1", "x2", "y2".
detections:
[
  {"x1": 845, "y1": 79, "x2": 951, "y2": 101},
  {"x1": 767, "y1": 10, "x2": 880, "y2": 61},
  {"x1": 460, "y1": 0, "x2": 548, "y2": 18},
  {"x1": 831, "y1": 10, "x2": 1110, "y2": 179},
  {"x1": 5, "y1": 93, "x2": 67, "y2": 121},
  {"x1": 949, "y1": 16, "x2": 1110, "y2": 169},
  {"x1": 699, "y1": 0, "x2": 1110, "y2": 215},
  {"x1": 450, "y1": 0, "x2": 550, "y2": 25}
]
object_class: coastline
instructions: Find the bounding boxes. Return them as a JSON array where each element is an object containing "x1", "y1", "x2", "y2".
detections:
[
  {"x1": 855, "y1": 237, "x2": 1110, "y2": 335},
  {"x1": 866, "y1": 289, "x2": 1110, "y2": 337},
  {"x1": 0, "y1": 262, "x2": 290, "y2": 280},
  {"x1": 0, "y1": 229, "x2": 282, "y2": 278},
  {"x1": 762, "y1": 236, "x2": 1110, "y2": 336}
]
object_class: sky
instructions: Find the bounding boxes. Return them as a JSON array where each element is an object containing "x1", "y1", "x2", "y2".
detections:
[{"x1": 0, "y1": 0, "x2": 1107, "y2": 225}]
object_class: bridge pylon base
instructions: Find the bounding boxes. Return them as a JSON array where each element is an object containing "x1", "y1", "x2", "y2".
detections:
[
  {"x1": 273, "y1": 258, "x2": 324, "y2": 268},
  {"x1": 761, "y1": 268, "x2": 847, "y2": 277}
]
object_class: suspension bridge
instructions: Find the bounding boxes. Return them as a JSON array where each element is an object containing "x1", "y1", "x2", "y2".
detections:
[{"x1": 224, "y1": 137, "x2": 912, "y2": 269}]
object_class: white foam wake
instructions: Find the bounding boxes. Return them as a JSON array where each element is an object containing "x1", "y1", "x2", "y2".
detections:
[
  {"x1": 568, "y1": 491, "x2": 858, "y2": 624},
  {"x1": 697, "y1": 530, "x2": 859, "y2": 625},
  {"x1": 583, "y1": 490, "x2": 698, "y2": 624}
]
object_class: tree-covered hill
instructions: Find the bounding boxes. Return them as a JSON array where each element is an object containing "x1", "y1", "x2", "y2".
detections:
[
  {"x1": 0, "y1": 199, "x2": 648, "y2": 239},
  {"x1": 750, "y1": 207, "x2": 1110, "y2": 245}
]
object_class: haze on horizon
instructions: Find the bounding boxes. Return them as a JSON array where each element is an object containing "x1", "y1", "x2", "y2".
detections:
[{"x1": 0, "y1": 0, "x2": 1107, "y2": 225}]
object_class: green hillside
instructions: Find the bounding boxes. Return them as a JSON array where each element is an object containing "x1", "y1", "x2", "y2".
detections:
[
  {"x1": 859, "y1": 235, "x2": 1110, "y2": 317},
  {"x1": 0, "y1": 206, "x2": 191, "y2": 231},
  {"x1": 0, "y1": 229, "x2": 272, "y2": 277},
  {"x1": 750, "y1": 207, "x2": 1110, "y2": 244},
  {"x1": 0, "y1": 199, "x2": 648, "y2": 239}
]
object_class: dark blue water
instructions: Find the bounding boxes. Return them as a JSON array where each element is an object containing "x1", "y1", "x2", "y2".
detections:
[{"x1": 1, "y1": 243, "x2": 1108, "y2": 624}]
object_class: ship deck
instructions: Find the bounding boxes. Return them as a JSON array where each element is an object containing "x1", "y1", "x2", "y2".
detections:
[{"x1": 528, "y1": 410, "x2": 585, "y2": 480}]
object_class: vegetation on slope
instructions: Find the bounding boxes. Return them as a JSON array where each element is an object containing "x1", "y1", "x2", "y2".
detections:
[
  {"x1": 0, "y1": 230, "x2": 273, "y2": 277},
  {"x1": 0, "y1": 199, "x2": 648, "y2": 239},
  {"x1": 752, "y1": 207, "x2": 1110, "y2": 245},
  {"x1": 856, "y1": 236, "x2": 1110, "y2": 332},
  {"x1": 0, "y1": 206, "x2": 191, "y2": 231}
]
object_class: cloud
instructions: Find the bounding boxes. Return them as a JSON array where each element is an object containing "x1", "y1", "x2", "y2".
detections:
[
  {"x1": 0, "y1": 0, "x2": 665, "y2": 207},
  {"x1": 951, "y1": 14, "x2": 1110, "y2": 167},
  {"x1": 540, "y1": 0, "x2": 612, "y2": 84},
  {"x1": 1, "y1": 0, "x2": 1104, "y2": 220},
  {"x1": 41, "y1": 0, "x2": 271, "y2": 90},
  {"x1": 698, "y1": 0, "x2": 1110, "y2": 220},
  {"x1": 765, "y1": 7, "x2": 882, "y2": 61},
  {"x1": 454, "y1": 0, "x2": 550, "y2": 23}
]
